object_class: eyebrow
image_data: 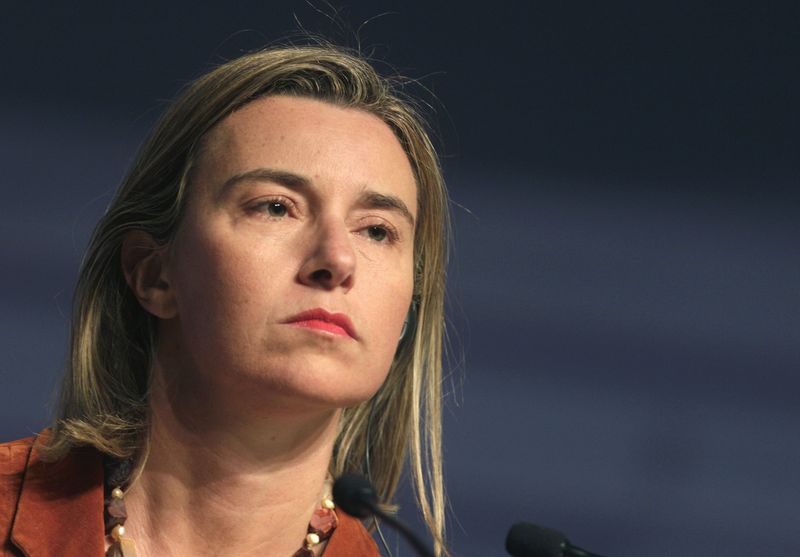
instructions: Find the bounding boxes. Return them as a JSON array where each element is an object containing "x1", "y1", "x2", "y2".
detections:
[
  {"x1": 357, "y1": 191, "x2": 416, "y2": 228},
  {"x1": 219, "y1": 168, "x2": 311, "y2": 195},
  {"x1": 218, "y1": 167, "x2": 416, "y2": 227}
]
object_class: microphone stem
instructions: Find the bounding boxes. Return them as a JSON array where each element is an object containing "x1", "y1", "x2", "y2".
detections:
[
  {"x1": 566, "y1": 543, "x2": 607, "y2": 557},
  {"x1": 370, "y1": 505, "x2": 436, "y2": 557}
]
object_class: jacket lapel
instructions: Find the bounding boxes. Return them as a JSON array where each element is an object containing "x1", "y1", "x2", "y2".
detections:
[
  {"x1": 324, "y1": 510, "x2": 381, "y2": 556},
  {"x1": 10, "y1": 439, "x2": 105, "y2": 557}
]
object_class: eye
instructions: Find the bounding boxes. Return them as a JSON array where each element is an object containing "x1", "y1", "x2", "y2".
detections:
[
  {"x1": 248, "y1": 196, "x2": 294, "y2": 219},
  {"x1": 265, "y1": 202, "x2": 288, "y2": 217},
  {"x1": 366, "y1": 225, "x2": 389, "y2": 242}
]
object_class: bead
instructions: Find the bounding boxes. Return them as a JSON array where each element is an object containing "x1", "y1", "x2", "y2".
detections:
[
  {"x1": 119, "y1": 538, "x2": 138, "y2": 557},
  {"x1": 111, "y1": 524, "x2": 125, "y2": 541},
  {"x1": 112, "y1": 487, "x2": 125, "y2": 499},
  {"x1": 306, "y1": 532, "x2": 320, "y2": 546},
  {"x1": 106, "y1": 538, "x2": 138, "y2": 557},
  {"x1": 309, "y1": 507, "x2": 338, "y2": 540},
  {"x1": 322, "y1": 498, "x2": 335, "y2": 510},
  {"x1": 107, "y1": 497, "x2": 128, "y2": 519},
  {"x1": 105, "y1": 493, "x2": 128, "y2": 533}
]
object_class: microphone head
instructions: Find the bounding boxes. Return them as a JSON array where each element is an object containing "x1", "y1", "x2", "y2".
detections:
[
  {"x1": 332, "y1": 473, "x2": 379, "y2": 519},
  {"x1": 505, "y1": 522, "x2": 567, "y2": 557}
]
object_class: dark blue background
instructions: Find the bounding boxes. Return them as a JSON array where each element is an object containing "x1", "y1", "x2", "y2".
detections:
[{"x1": 2, "y1": 3, "x2": 798, "y2": 556}]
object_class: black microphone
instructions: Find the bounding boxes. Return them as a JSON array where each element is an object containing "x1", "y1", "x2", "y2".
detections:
[
  {"x1": 506, "y1": 522, "x2": 607, "y2": 557},
  {"x1": 333, "y1": 473, "x2": 436, "y2": 557}
]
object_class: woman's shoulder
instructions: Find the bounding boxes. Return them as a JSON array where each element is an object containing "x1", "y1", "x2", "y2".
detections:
[
  {"x1": 0, "y1": 431, "x2": 62, "y2": 483},
  {"x1": 0, "y1": 434, "x2": 38, "y2": 507},
  {"x1": 0, "y1": 435, "x2": 39, "y2": 553},
  {"x1": 0, "y1": 430, "x2": 104, "y2": 492},
  {"x1": 0, "y1": 435, "x2": 38, "y2": 473},
  {"x1": 0, "y1": 432, "x2": 106, "y2": 556}
]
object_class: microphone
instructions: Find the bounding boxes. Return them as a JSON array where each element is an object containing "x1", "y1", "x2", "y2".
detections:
[
  {"x1": 506, "y1": 522, "x2": 607, "y2": 557},
  {"x1": 333, "y1": 473, "x2": 436, "y2": 557}
]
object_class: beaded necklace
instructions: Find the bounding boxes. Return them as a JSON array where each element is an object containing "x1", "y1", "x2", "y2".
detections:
[{"x1": 103, "y1": 458, "x2": 339, "y2": 557}]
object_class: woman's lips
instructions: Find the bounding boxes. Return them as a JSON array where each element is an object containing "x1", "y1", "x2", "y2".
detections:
[{"x1": 282, "y1": 309, "x2": 358, "y2": 340}]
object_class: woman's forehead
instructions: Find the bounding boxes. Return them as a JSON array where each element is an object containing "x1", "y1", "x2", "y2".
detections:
[{"x1": 192, "y1": 96, "x2": 418, "y2": 212}]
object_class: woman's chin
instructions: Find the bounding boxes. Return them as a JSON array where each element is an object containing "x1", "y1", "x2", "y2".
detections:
[{"x1": 205, "y1": 366, "x2": 385, "y2": 415}]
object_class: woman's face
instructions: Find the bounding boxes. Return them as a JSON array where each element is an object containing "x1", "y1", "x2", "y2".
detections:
[{"x1": 163, "y1": 95, "x2": 417, "y2": 411}]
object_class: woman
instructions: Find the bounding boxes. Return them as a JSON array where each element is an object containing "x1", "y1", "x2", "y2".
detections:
[{"x1": 0, "y1": 43, "x2": 450, "y2": 557}]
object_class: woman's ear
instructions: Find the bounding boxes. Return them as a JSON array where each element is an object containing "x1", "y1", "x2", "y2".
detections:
[{"x1": 121, "y1": 230, "x2": 177, "y2": 319}]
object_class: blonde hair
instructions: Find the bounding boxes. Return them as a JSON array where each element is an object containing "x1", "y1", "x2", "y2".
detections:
[{"x1": 45, "y1": 43, "x2": 450, "y2": 553}]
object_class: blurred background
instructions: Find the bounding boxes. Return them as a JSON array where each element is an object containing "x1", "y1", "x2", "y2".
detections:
[{"x1": 1, "y1": 2, "x2": 798, "y2": 555}]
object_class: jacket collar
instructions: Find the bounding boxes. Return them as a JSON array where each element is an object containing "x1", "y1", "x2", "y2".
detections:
[{"x1": 10, "y1": 435, "x2": 105, "y2": 557}]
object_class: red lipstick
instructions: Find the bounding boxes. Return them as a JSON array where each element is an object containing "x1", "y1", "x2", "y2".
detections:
[{"x1": 282, "y1": 308, "x2": 357, "y2": 339}]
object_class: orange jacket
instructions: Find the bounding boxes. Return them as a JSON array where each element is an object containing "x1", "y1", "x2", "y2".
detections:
[{"x1": 0, "y1": 435, "x2": 380, "y2": 556}]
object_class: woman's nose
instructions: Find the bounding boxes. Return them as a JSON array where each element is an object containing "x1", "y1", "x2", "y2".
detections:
[{"x1": 297, "y1": 220, "x2": 356, "y2": 290}]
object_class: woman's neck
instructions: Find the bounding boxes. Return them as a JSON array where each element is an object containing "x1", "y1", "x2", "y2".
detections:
[{"x1": 123, "y1": 360, "x2": 341, "y2": 557}]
